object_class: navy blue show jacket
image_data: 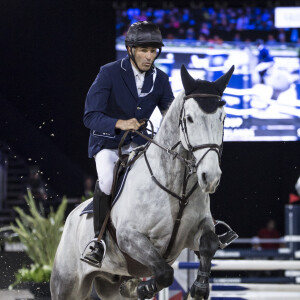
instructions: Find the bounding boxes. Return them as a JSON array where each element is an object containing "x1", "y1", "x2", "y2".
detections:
[{"x1": 84, "y1": 56, "x2": 174, "y2": 158}]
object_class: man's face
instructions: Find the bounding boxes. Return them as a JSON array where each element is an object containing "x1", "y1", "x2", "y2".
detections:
[{"x1": 130, "y1": 46, "x2": 158, "y2": 72}]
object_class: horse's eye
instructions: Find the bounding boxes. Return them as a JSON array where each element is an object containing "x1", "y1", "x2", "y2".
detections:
[{"x1": 186, "y1": 115, "x2": 193, "y2": 123}]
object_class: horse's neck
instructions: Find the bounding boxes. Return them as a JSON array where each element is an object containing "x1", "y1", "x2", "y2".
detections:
[
  {"x1": 156, "y1": 90, "x2": 185, "y2": 144},
  {"x1": 146, "y1": 91, "x2": 186, "y2": 183}
]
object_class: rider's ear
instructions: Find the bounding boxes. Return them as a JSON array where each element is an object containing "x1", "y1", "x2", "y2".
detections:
[
  {"x1": 181, "y1": 64, "x2": 197, "y2": 95},
  {"x1": 214, "y1": 65, "x2": 235, "y2": 94}
]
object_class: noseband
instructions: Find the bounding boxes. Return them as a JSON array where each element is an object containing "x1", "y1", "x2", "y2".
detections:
[{"x1": 127, "y1": 93, "x2": 225, "y2": 174}]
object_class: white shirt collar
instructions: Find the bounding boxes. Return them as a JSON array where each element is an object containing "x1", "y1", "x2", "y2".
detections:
[{"x1": 131, "y1": 62, "x2": 145, "y2": 80}]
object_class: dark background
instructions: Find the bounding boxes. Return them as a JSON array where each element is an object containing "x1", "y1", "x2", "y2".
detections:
[{"x1": 0, "y1": 0, "x2": 299, "y2": 238}]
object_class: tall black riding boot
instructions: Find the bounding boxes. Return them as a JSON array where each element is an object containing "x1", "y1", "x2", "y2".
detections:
[{"x1": 81, "y1": 181, "x2": 111, "y2": 267}]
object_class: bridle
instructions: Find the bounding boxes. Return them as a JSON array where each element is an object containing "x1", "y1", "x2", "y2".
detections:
[
  {"x1": 129, "y1": 93, "x2": 224, "y2": 175},
  {"x1": 178, "y1": 93, "x2": 224, "y2": 174}
]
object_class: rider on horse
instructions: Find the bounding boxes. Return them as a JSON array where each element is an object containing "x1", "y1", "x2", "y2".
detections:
[
  {"x1": 255, "y1": 39, "x2": 274, "y2": 84},
  {"x1": 82, "y1": 21, "x2": 237, "y2": 267}
]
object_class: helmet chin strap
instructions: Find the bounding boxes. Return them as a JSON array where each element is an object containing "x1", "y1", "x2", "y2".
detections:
[
  {"x1": 127, "y1": 47, "x2": 162, "y2": 74},
  {"x1": 128, "y1": 47, "x2": 145, "y2": 73}
]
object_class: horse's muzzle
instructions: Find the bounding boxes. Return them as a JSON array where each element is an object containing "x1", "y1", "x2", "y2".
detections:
[{"x1": 198, "y1": 171, "x2": 221, "y2": 193}]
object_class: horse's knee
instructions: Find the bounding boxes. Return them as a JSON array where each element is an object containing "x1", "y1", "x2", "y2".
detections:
[
  {"x1": 154, "y1": 264, "x2": 174, "y2": 288},
  {"x1": 199, "y1": 230, "x2": 219, "y2": 257}
]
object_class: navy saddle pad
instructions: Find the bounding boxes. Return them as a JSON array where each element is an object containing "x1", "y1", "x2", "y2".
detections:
[{"x1": 80, "y1": 162, "x2": 131, "y2": 216}]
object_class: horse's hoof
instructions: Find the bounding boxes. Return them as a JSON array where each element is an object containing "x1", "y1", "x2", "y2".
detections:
[
  {"x1": 188, "y1": 294, "x2": 208, "y2": 300},
  {"x1": 137, "y1": 278, "x2": 158, "y2": 299},
  {"x1": 190, "y1": 280, "x2": 209, "y2": 300},
  {"x1": 120, "y1": 278, "x2": 141, "y2": 298}
]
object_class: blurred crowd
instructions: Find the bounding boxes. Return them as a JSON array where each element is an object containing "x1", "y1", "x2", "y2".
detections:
[{"x1": 116, "y1": 7, "x2": 299, "y2": 44}]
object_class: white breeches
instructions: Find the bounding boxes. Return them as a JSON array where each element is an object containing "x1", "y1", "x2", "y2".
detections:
[
  {"x1": 94, "y1": 143, "x2": 138, "y2": 195},
  {"x1": 255, "y1": 61, "x2": 274, "y2": 73}
]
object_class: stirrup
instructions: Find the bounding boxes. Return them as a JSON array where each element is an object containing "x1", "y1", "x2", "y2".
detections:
[
  {"x1": 214, "y1": 220, "x2": 238, "y2": 249},
  {"x1": 80, "y1": 238, "x2": 106, "y2": 267}
]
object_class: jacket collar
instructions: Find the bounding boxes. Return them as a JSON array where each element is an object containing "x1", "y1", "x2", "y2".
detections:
[
  {"x1": 120, "y1": 57, "x2": 139, "y2": 101},
  {"x1": 121, "y1": 56, "x2": 155, "y2": 100}
]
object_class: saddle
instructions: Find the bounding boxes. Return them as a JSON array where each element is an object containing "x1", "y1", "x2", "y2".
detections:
[{"x1": 111, "y1": 144, "x2": 148, "y2": 206}]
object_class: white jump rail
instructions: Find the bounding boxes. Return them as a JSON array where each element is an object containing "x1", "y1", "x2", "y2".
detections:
[
  {"x1": 173, "y1": 259, "x2": 300, "y2": 270},
  {"x1": 209, "y1": 291, "x2": 300, "y2": 300},
  {"x1": 211, "y1": 283, "x2": 300, "y2": 291},
  {"x1": 233, "y1": 235, "x2": 300, "y2": 243},
  {"x1": 161, "y1": 285, "x2": 300, "y2": 300}
]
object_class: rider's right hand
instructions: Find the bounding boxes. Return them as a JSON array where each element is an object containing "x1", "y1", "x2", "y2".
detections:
[{"x1": 115, "y1": 118, "x2": 145, "y2": 131}]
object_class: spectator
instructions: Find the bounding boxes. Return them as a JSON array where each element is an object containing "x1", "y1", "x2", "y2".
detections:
[
  {"x1": 27, "y1": 165, "x2": 47, "y2": 202},
  {"x1": 115, "y1": 7, "x2": 297, "y2": 45},
  {"x1": 289, "y1": 176, "x2": 300, "y2": 204},
  {"x1": 83, "y1": 176, "x2": 95, "y2": 198},
  {"x1": 197, "y1": 34, "x2": 207, "y2": 42},
  {"x1": 186, "y1": 27, "x2": 196, "y2": 40},
  {"x1": 236, "y1": 14, "x2": 249, "y2": 31},
  {"x1": 278, "y1": 28, "x2": 286, "y2": 43},
  {"x1": 212, "y1": 35, "x2": 223, "y2": 45},
  {"x1": 290, "y1": 29, "x2": 299, "y2": 43},
  {"x1": 266, "y1": 34, "x2": 277, "y2": 45},
  {"x1": 257, "y1": 219, "x2": 281, "y2": 249},
  {"x1": 233, "y1": 32, "x2": 242, "y2": 43},
  {"x1": 199, "y1": 22, "x2": 210, "y2": 37}
]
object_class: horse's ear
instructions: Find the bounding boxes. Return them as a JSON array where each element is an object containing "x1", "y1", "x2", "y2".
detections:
[
  {"x1": 181, "y1": 64, "x2": 197, "y2": 95},
  {"x1": 214, "y1": 65, "x2": 235, "y2": 94}
]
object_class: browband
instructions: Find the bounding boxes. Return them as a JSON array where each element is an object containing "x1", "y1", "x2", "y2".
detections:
[{"x1": 183, "y1": 94, "x2": 221, "y2": 100}]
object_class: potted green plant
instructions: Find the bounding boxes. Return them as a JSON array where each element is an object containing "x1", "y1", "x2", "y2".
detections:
[{"x1": 8, "y1": 189, "x2": 67, "y2": 298}]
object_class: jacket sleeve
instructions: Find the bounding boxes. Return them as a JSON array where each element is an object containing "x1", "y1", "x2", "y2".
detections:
[
  {"x1": 83, "y1": 67, "x2": 119, "y2": 136},
  {"x1": 157, "y1": 76, "x2": 174, "y2": 114}
]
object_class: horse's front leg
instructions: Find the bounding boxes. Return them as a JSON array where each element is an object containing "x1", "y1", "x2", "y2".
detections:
[
  {"x1": 117, "y1": 228, "x2": 174, "y2": 299},
  {"x1": 191, "y1": 227, "x2": 219, "y2": 300}
]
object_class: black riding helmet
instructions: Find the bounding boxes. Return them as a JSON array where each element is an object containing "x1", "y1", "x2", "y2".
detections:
[{"x1": 125, "y1": 21, "x2": 164, "y2": 73}]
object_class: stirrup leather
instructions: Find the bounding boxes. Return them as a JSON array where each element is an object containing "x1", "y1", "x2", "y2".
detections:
[
  {"x1": 214, "y1": 220, "x2": 238, "y2": 249},
  {"x1": 80, "y1": 238, "x2": 106, "y2": 267}
]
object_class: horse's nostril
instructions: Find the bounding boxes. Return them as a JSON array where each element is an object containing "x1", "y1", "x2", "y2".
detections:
[{"x1": 202, "y1": 173, "x2": 207, "y2": 185}]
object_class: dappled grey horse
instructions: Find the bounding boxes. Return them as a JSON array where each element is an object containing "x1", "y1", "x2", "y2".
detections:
[{"x1": 50, "y1": 65, "x2": 234, "y2": 300}]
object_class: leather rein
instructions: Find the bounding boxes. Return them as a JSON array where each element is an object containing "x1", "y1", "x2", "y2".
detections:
[{"x1": 118, "y1": 93, "x2": 224, "y2": 260}]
